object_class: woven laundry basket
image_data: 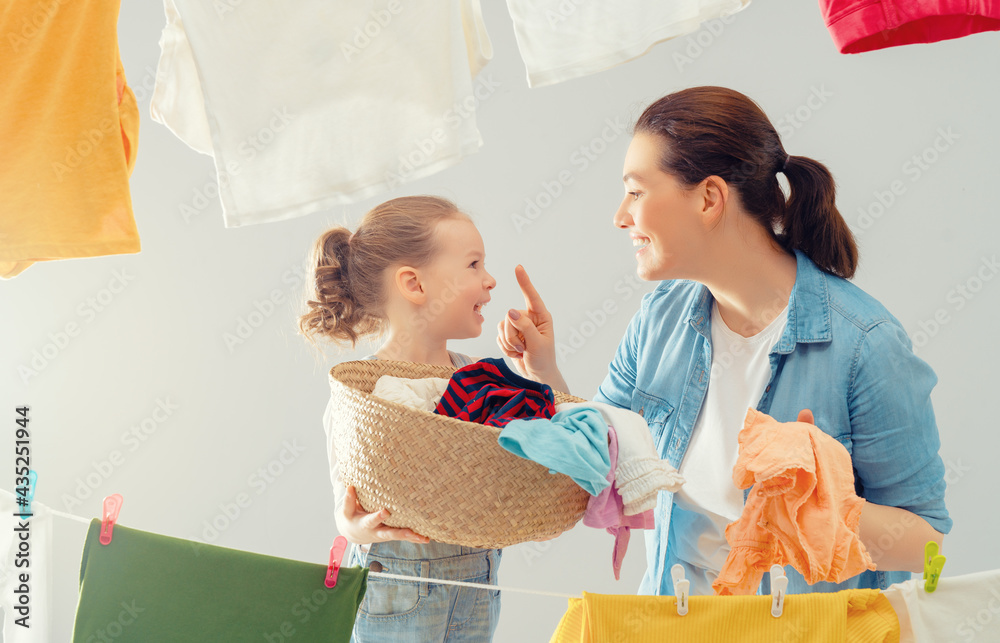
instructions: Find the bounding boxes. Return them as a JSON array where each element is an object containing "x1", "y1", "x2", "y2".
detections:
[{"x1": 327, "y1": 359, "x2": 591, "y2": 549}]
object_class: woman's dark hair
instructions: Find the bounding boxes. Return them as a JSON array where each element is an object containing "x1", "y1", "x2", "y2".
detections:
[
  {"x1": 634, "y1": 86, "x2": 858, "y2": 278},
  {"x1": 298, "y1": 195, "x2": 467, "y2": 347}
]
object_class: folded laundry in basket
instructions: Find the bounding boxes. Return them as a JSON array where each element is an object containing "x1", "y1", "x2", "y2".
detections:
[
  {"x1": 559, "y1": 402, "x2": 685, "y2": 516},
  {"x1": 499, "y1": 406, "x2": 611, "y2": 496},
  {"x1": 372, "y1": 375, "x2": 450, "y2": 413},
  {"x1": 580, "y1": 425, "x2": 656, "y2": 580},
  {"x1": 435, "y1": 358, "x2": 556, "y2": 428}
]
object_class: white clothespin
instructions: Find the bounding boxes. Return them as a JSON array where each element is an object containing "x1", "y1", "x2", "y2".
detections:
[
  {"x1": 671, "y1": 564, "x2": 690, "y2": 616},
  {"x1": 770, "y1": 565, "x2": 788, "y2": 618}
]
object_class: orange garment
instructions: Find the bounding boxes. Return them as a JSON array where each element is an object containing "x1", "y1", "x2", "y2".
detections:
[
  {"x1": 550, "y1": 589, "x2": 899, "y2": 642},
  {"x1": 713, "y1": 408, "x2": 875, "y2": 595},
  {"x1": 0, "y1": 0, "x2": 140, "y2": 279}
]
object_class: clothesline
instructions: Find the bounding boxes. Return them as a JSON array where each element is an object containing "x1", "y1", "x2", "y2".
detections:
[
  {"x1": 47, "y1": 507, "x2": 93, "y2": 525},
  {"x1": 40, "y1": 505, "x2": 580, "y2": 599},
  {"x1": 369, "y1": 572, "x2": 578, "y2": 599}
]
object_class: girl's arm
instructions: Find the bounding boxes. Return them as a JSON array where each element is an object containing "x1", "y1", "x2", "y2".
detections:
[
  {"x1": 327, "y1": 406, "x2": 428, "y2": 545},
  {"x1": 534, "y1": 367, "x2": 570, "y2": 396}
]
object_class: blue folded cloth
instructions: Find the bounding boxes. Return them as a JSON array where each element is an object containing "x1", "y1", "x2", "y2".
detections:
[{"x1": 499, "y1": 406, "x2": 611, "y2": 495}]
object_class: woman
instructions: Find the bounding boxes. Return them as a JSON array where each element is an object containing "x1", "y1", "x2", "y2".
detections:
[{"x1": 497, "y1": 86, "x2": 950, "y2": 596}]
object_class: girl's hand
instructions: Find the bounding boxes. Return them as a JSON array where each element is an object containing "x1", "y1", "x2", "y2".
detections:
[
  {"x1": 338, "y1": 486, "x2": 430, "y2": 545},
  {"x1": 497, "y1": 265, "x2": 568, "y2": 392}
]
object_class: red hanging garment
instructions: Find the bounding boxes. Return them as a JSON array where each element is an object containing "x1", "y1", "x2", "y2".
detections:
[{"x1": 819, "y1": 0, "x2": 1000, "y2": 53}]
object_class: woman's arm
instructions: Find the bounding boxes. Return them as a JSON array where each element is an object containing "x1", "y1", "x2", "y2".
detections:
[
  {"x1": 844, "y1": 322, "x2": 953, "y2": 569},
  {"x1": 859, "y1": 502, "x2": 943, "y2": 573}
]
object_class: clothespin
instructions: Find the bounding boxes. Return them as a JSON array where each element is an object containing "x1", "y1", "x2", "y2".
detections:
[
  {"x1": 924, "y1": 541, "x2": 946, "y2": 593},
  {"x1": 99, "y1": 494, "x2": 123, "y2": 546},
  {"x1": 770, "y1": 565, "x2": 788, "y2": 618},
  {"x1": 671, "y1": 564, "x2": 689, "y2": 616},
  {"x1": 325, "y1": 536, "x2": 349, "y2": 588},
  {"x1": 26, "y1": 470, "x2": 37, "y2": 514},
  {"x1": 16, "y1": 470, "x2": 37, "y2": 516}
]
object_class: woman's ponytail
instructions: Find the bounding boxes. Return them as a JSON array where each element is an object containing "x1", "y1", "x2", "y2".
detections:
[{"x1": 779, "y1": 155, "x2": 858, "y2": 279}]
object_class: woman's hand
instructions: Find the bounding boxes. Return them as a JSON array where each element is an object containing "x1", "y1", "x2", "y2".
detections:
[
  {"x1": 496, "y1": 265, "x2": 570, "y2": 393},
  {"x1": 336, "y1": 486, "x2": 430, "y2": 545}
]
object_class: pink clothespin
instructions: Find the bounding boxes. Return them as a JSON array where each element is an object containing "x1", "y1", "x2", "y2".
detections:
[
  {"x1": 325, "y1": 536, "x2": 349, "y2": 588},
  {"x1": 99, "y1": 494, "x2": 123, "y2": 545}
]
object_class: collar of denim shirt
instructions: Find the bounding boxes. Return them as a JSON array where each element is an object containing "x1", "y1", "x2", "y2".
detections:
[{"x1": 683, "y1": 249, "x2": 833, "y2": 353}]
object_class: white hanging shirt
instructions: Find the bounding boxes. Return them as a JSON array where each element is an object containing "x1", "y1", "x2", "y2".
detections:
[
  {"x1": 883, "y1": 569, "x2": 1000, "y2": 643},
  {"x1": 669, "y1": 298, "x2": 788, "y2": 596},
  {"x1": 151, "y1": 0, "x2": 492, "y2": 227},
  {"x1": 0, "y1": 491, "x2": 52, "y2": 642},
  {"x1": 504, "y1": 0, "x2": 750, "y2": 87}
]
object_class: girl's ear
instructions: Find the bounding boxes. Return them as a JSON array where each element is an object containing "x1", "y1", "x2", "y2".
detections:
[{"x1": 393, "y1": 265, "x2": 426, "y2": 305}]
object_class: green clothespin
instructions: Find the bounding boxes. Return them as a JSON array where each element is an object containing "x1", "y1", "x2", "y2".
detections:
[{"x1": 924, "y1": 541, "x2": 946, "y2": 593}]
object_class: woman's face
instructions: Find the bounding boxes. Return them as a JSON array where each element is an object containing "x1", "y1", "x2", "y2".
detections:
[{"x1": 613, "y1": 133, "x2": 708, "y2": 281}]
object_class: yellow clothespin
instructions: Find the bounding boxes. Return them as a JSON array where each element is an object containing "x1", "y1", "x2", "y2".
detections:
[{"x1": 924, "y1": 541, "x2": 946, "y2": 593}]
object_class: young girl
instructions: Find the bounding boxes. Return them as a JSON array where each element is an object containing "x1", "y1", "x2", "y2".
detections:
[{"x1": 298, "y1": 195, "x2": 501, "y2": 643}]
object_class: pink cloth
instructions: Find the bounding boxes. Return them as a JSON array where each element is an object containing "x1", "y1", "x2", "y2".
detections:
[{"x1": 583, "y1": 425, "x2": 655, "y2": 580}]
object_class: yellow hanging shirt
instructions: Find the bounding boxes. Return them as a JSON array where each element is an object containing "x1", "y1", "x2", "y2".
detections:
[
  {"x1": 0, "y1": 0, "x2": 140, "y2": 279},
  {"x1": 551, "y1": 589, "x2": 900, "y2": 642}
]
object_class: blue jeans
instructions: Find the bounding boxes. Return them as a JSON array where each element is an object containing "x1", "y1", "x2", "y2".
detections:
[{"x1": 349, "y1": 540, "x2": 502, "y2": 642}]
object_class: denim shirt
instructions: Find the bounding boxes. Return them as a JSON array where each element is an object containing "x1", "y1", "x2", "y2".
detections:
[{"x1": 594, "y1": 250, "x2": 952, "y2": 596}]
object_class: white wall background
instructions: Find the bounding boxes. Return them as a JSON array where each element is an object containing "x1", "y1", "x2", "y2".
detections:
[{"x1": 3, "y1": 1, "x2": 999, "y2": 641}]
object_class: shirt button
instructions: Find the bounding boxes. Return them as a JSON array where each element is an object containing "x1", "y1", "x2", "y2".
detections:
[
  {"x1": 368, "y1": 561, "x2": 383, "y2": 573},
  {"x1": 639, "y1": 407, "x2": 644, "y2": 417}
]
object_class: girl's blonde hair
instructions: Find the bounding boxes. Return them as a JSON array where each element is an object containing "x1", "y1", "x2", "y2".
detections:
[{"x1": 298, "y1": 195, "x2": 468, "y2": 347}]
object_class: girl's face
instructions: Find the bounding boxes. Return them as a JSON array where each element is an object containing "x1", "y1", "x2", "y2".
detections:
[
  {"x1": 613, "y1": 133, "x2": 708, "y2": 281},
  {"x1": 420, "y1": 217, "x2": 496, "y2": 339}
]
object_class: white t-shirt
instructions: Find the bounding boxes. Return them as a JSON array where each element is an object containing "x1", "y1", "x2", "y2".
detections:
[
  {"x1": 505, "y1": 0, "x2": 749, "y2": 87},
  {"x1": 669, "y1": 299, "x2": 788, "y2": 595},
  {"x1": 151, "y1": 0, "x2": 492, "y2": 227},
  {"x1": 0, "y1": 492, "x2": 51, "y2": 642}
]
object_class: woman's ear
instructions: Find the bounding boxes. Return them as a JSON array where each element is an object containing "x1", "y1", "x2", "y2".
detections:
[
  {"x1": 701, "y1": 175, "x2": 729, "y2": 226},
  {"x1": 393, "y1": 266, "x2": 426, "y2": 305}
]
